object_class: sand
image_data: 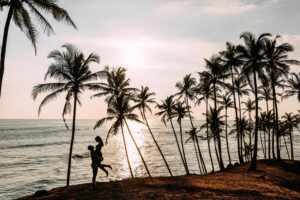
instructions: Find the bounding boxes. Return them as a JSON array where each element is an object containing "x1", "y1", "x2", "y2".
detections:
[{"x1": 19, "y1": 160, "x2": 300, "y2": 200}]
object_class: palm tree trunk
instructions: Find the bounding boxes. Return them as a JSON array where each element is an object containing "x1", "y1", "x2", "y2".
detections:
[
  {"x1": 225, "y1": 107, "x2": 232, "y2": 165},
  {"x1": 271, "y1": 73, "x2": 280, "y2": 160},
  {"x1": 249, "y1": 72, "x2": 259, "y2": 171},
  {"x1": 272, "y1": 99, "x2": 276, "y2": 159},
  {"x1": 259, "y1": 130, "x2": 266, "y2": 158},
  {"x1": 142, "y1": 111, "x2": 173, "y2": 176},
  {"x1": 248, "y1": 111, "x2": 253, "y2": 159},
  {"x1": 290, "y1": 129, "x2": 294, "y2": 160},
  {"x1": 66, "y1": 91, "x2": 78, "y2": 187},
  {"x1": 169, "y1": 117, "x2": 188, "y2": 174},
  {"x1": 178, "y1": 119, "x2": 190, "y2": 175},
  {"x1": 206, "y1": 98, "x2": 214, "y2": 172},
  {"x1": 192, "y1": 139, "x2": 202, "y2": 174},
  {"x1": 266, "y1": 99, "x2": 271, "y2": 159},
  {"x1": 230, "y1": 69, "x2": 243, "y2": 164},
  {"x1": 237, "y1": 92, "x2": 245, "y2": 160},
  {"x1": 124, "y1": 120, "x2": 151, "y2": 177},
  {"x1": 195, "y1": 136, "x2": 207, "y2": 174},
  {"x1": 283, "y1": 135, "x2": 290, "y2": 160},
  {"x1": 0, "y1": 3, "x2": 14, "y2": 96},
  {"x1": 121, "y1": 125, "x2": 134, "y2": 178},
  {"x1": 213, "y1": 83, "x2": 224, "y2": 170}
]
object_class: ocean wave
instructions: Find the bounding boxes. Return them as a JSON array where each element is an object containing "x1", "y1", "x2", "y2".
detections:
[{"x1": 0, "y1": 141, "x2": 68, "y2": 150}]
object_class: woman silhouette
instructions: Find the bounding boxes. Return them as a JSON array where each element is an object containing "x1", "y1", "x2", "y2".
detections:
[{"x1": 95, "y1": 136, "x2": 112, "y2": 176}]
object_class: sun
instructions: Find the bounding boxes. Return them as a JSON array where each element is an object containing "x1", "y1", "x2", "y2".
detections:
[{"x1": 122, "y1": 44, "x2": 145, "y2": 67}]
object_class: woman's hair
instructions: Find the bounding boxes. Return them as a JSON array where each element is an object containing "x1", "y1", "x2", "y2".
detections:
[{"x1": 95, "y1": 136, "x2": 104, "y2": 146}]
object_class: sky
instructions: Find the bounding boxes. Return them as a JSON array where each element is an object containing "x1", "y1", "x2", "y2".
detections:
[{"x1": 0, "y1": 0, "x2": 300, "y2": 119}]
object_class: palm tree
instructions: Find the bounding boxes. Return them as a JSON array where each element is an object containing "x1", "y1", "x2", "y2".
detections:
[
  {"x1": 133, "y1": 86, "x2": 173, "y2": 176},
  {"x1": 281, "y1": 112, "x2": 299, "y2": 160},
  {"x1": 284, "y1": 72, "x2": 300, "y2": 102},
  {"x1": 94, "y1": 94, "x2": 152, "y2": 178},
  {"x1": 0, "y1": 0, "x2": 77, "y2": 95},
  {"x1": 237, "y1": 32, "x2": 271, "y2": 170},
  {"x1": 242, "y1": 98, "x2": 256, "y2": 157},
  {"x1": 194, "y1": 78, "x2": 215, "y2": 172},
  {"x1": 220, "y1": 42, "x2": 244, "y2": 164},
  {"x1": 185, "y1": 128, "x2": 207, "y2": 174},
  {"x1": 156, "y1": 96, "x2": 188, "y2": 174},
  {"x1": 220, "y1": 92, "x2": 233, "y2": 165},
  {"x1": 175, "y1": 74, "x2": 197, "y2": 128},
  {"x1": 32, "y1": 44, "x2": 102, "y2": 187},
  {"x1": 263, "y1": 36, "x2": 300, "y2": 160},
  {"x1": 202, "y1": 106, "x2": 225, "y2": 170},
  {"x1": 91, "y1": 66, "x2": 137, "y2": 105},
  {"x1": 199, "y1": 55, "x2": 228, "y2": 170},
  {"x1": 173, "y1": 101, "x2": 190, "y2": 174}
]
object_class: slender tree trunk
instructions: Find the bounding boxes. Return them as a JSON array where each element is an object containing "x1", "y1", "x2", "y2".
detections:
[
  {"x1": 230, "y1": 69, "x2": 243, "y2": 164},
  {"x1": 266, "y1": 99, "x2": 271, "y2": 159},
  {"x1": 272, "y1": 99, "x2": 276, "y2": 159},
  {"x1": 195, "y1": 136, "x2": 207, "y2": 174},
  {"x1": 259, "y1": 130, "x2": 266, "y2": 158},
  {"x1": 121, "y1": 125, "x2": 134, "y2": 178},
  {"x1": 206, "y1": 98, "x2": 214, "y2": 172},
  {"x1": 249, "y1": 72, "x2": 259, "y2": 171},
  {"x1": 248, "y1": 111, "x2": 253, "y2": 159},
  {"x1": 290, "y1": 129, "x2": 294, "y2": 160},
  {"x1": 178, "y1": 119, "x2": 190, "y2": 175},
  {"x1": 66, "y1": 91, "x2": 78, "y2": 187},
  {"x1": 237, "y1": 92, "x2": 245, "y2": 160},
  {"x1": 0, "y1": 3, "x2": 14, "y2": 96},
  {"x1": 283, "y1": 135, "x2": 290, "y2": 160},
  {"x1": 271, "y1": 73, "x2": 280, "y2": 160},
  {"x1": 142, "y1": 111, "x2": 173, "y2": 176},
  {"x1": 225, "y1": 106, "x2": 232, "y2": 165},
  {"x1": 193, "y1": 139, "x2": 202, "y2": 174},
  {"x1": 213, "y1": 83, "x2": 224, "y2": 170},
  {"x1": 169, "y1": 117, "x2": 188, "y2": 174},
  {"x1": 124, "y1": 120, "x2": 151, "y2": 177}
]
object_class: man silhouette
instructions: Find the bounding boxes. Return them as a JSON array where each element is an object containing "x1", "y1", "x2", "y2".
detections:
[{"x1": 94, "y1": 136, "x2": 112, "y2": 176}]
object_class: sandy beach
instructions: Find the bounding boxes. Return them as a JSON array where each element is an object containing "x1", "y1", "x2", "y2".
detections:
[{"x1": 18, "y1": 160, "x2": 300, "y2": 200}]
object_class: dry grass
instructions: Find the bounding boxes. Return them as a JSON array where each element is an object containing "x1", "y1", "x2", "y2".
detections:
[{"x1": 19, "y1": 160, "x2": 300, "y2": 200}]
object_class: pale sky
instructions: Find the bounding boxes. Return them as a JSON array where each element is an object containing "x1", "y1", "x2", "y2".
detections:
[{"x1": 0, "y1": 0, "x2": 300, "y2": 119}]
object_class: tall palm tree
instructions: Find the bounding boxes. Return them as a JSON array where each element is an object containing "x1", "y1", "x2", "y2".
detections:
[
  {"x1": 281, "y1": 112, "x2": 299, "y2": 160},
  {"x1": 220, "y1": 42, "x2": 244, "y2": 164},
  {"x1": 237, "y1": 32, "x2": 271, "y2": 170},
  {"x1": 0, "y1": 0, "x2": 77, "y2": 95},
  {"x1": 175, "y1": 74, "x2": 197, "y2": 128},
  {"x1": 32, "y1": 44, "x2": 102, "y2": 187},
  {"x1": 202, "y1": 106, "x2": 225, "y2": 170},
  {"x1": 263, "y1": 36, "x2": 300, "y2": 160},
  {"x1": 91, "y1": 66, "x2": 137, "y2": 105},
  {"x1": 173, "y1": 101, "x2": 190, "y2": 174},
  {"x1": 156, "y1": 96, "x2": 188, "y2": 174},
  {"x1": 220, "y1": 92, "x2": 233, "y2": 165},
  {"x1": 185, "y1": 128, "x2": 207, "y2": 174},
  {"x1": 199, "y1": 55, "x2": 228, "y2": 170},
  {"x1": 133, "y1": 86, "x2": 173, "y2": 176},
  {"x1": 94, "y1": 94, "x2": 152, "y2": 178},
  {"x1": 194, "y1": 78, "x2": 215, "y2": 172}
]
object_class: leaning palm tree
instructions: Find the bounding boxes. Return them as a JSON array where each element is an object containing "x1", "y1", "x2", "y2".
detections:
[
  {"x1": 263, "y1": 35, "x2": 300, "y2": 160},
  {"x1": 0, "y1": 0, "x2": 77, "y2": 95},
  {"x1": 94, "y1": 94, "x2": 152, "y2": 178},
  {"x1": 32, "y1": 44, "x2": 102, "y2": 187},
  {"x1": 237, "y1": 32, "x2": 271, "y2": 170},
  {"x1": 91, "y1": 66, "x2": 137, "y2": 105},
  {"x1": 220, "y1": 92, "x2": 233, "y2": 165},
  {"x1": 281, "y1": 112, "x2": 299, "y2": 160},
  {"x1": 194, "y1": 78, "x2": 215, "y2": 172},
  {"x1": 156, "y1": 96, "x2": 188, "y2": 174},
  {"x1": 220, "y1": 42, "x2": 244, "y2": 164},
  {"x1": 133, "y1": 86, "x2": 173, "y2": 176},
  {"x1": 175, "y1": 74, "x2": 197, "y2": 128},
  {"x1": 199, "y1": 55, "x2": 228, "y2": 170},
  {"x1": 173, "y1": 101, "x2": 190, "y2": 174}
]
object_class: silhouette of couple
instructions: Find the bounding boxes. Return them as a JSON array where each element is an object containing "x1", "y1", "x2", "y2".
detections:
[{"x1": 88, "y1": 136, "x2": 112, "y2": 189}]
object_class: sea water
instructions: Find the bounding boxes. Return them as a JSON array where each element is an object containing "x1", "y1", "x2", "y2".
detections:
[{"x1": 0, "y1": 119, "x2": 299, "y2": 199}]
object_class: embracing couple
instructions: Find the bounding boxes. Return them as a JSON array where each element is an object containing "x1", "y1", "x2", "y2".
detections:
[{"x1": 88, "y1": 136, "x2": 112, "y2": 190}]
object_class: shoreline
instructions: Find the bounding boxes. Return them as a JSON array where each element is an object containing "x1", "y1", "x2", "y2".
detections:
[{"x1": 18, "y1": 160, "x2": 300, "y2": 200}]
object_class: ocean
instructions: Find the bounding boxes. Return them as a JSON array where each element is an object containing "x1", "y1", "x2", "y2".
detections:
[{"x1": 0, "y1": 119, "x2": 299, "y2": 199}]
